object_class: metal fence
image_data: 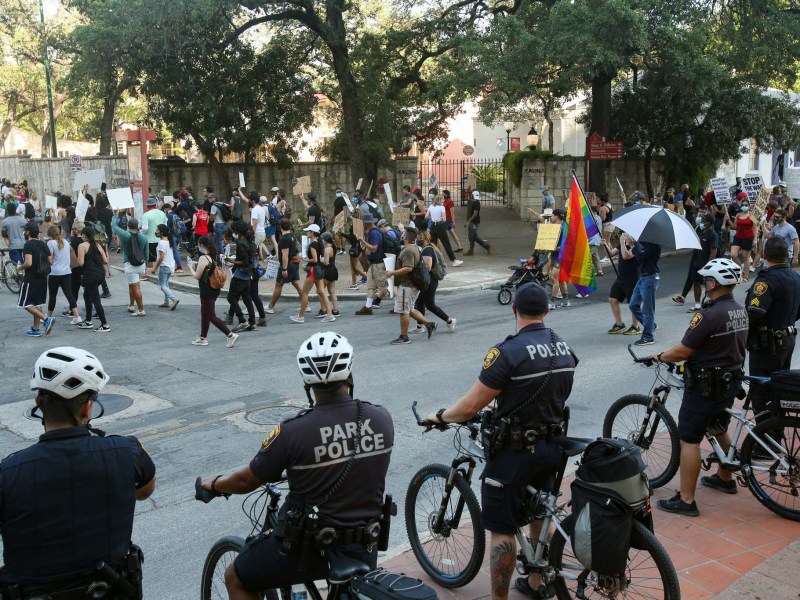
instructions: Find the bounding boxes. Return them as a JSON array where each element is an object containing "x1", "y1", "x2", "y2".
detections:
[{"x1": 417, "y1": 158, "x2": 506, "y2": 205}]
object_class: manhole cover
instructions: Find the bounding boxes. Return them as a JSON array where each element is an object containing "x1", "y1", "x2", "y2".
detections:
[
  {"x1": 245, "y1": 403, "x2": 307, "y2": 426},
  {"x1": 24, "y1": 393, "x2": 134, "y2": 421}
]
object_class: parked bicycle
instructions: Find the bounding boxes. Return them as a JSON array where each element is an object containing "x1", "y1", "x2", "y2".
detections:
[
  {"x1": 0, "y1": 247, "x2": 21, "y2": 294},
  {"x1": 604, "y1": 347, "x2": 800, "y2": 521},
  {"x1": 406, "y1": 402, "x2": 680, "y2": 599}
]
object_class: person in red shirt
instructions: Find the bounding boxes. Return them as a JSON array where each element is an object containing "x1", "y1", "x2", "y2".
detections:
[
  {"x1": 193, "y1": 205, "x2": 210, "y2": 247},
  {"x1": 442, "y1": 189, "x2": 463, "y2": 252},
  {"x1": 730, "y1": 200, "x2": 757, "y2": 281}
]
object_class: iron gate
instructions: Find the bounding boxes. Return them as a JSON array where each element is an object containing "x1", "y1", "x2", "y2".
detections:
[{"x1": 417, "y1": 158, "x2": 506, "y2": 205}]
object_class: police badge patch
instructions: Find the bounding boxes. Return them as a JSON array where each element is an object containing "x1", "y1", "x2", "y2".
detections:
[
  {"x1": 753, "y1": 282, "x2": 768, "y2": 296},
  {"x1": 261, "y1": 424, "x2": 281, "y2": 449},
  {"x1": 689, "y1": 313, "x2": 703, "y2": 329},
  {"x1": 483, "y1": 348, "x2": 500, "y2": 369}
]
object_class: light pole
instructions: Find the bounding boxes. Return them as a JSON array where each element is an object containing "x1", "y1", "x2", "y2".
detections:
[
  {"x1": 527, "y1": 127, "x2": 540, "y2": 150},
  {"x1": 38, "y1": 0, "x2": 57, "y2": 158},
  {"x1": 503, "y1": 121, "x2": 514, "y2": 152}
]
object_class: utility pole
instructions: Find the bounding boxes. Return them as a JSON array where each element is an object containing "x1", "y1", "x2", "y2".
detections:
[{"x1": 39, "y1": 0, "x2": 57, "y2": 158}]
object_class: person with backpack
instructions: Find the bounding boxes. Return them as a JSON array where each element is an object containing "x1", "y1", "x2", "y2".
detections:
[
  {"x1": 297, "y1": 192, "x2": 326, "y2": 232},
  {"x1": 15, "y1": 222, "x2": 53, "y2": 337},
  {"x1": 410, "y1": 231, "x2": 457, "y2": 334},
  {"x1": 266, "y1": 201, "x2": 281, "y2": 257},
  {"x1": 224, "y1": 220, "x2": 257, "y2": 333},
  {"x1": 354, "y1": 214, "x2": 389, "y2": 315},
  {"x1": 83, "y1": 207, "x2": 112, "y2": 299},
  {"x1": 423, "y1": 282, "x2": 578, "y2": 599},
  {"x1": 290, "y1": 224, "x2": 334, "y2": 324},
  {"x1": 164, "y1": 203, "x2": 185, "y2": 272},
  {"x1": 442, "y1": 189, "x2": 464, "y2": 253},
  {"x1": 141, "y1": 196, "x2": 167, "y2": 281},
  {"x1": 426, "y1": 194, "x2": 463, "y2": 267},
  {"x1": 111, "y1": 215, "x2": 148, "y2": 317},
  {"x1": 265, "y1": 218, "x2": 305, "y2": 314},
  {"x1": 376, "y1": 219, "x2": 402, "y2": 256},
  {"x1": 76, "y1": 226, "x2": 111, "y2": 333},
  {"x1": 209, "y1": 193, "x2": 231, "y2": 256},
  {"x1": 187, "y1": 236, "x2": 239, "y2": 348},
  {"x1": 384, "y1": 227, "x2": 436, "y2": 344}
]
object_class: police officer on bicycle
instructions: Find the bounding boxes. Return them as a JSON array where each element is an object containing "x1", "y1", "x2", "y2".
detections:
[
  {"x1": 426, "y1": 282, "x2": 577, "y2": 600},
  {"x1": 651, "y1": 259, "x2": 748, "y2": 517},
  {"x1": 199, "y1": 332, "x2": 394, "y2": 600},
  {"x1": 0, "y1": 347, "x2": 156, "y2": 598},
  {"x1": 745, "y1": 237, "x2": 800, "y2": 420}
]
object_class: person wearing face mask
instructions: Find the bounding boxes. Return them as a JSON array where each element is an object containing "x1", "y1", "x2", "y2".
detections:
[
  {"x1": 398, "y1": 185, "x2": 415, "y2": 210},
  {"x1": 765, "y1": 208, "x2": 799, "y2": 267},
  {"x1": 15, "y1": 222, "x2": 53, "y2": 336},
  {"x1": 672, "y1": 212, "x2": 718, "y2": 312},
  {"x1": 332, "y1": 187, "x2": 348, "y2": 252},
  {"x1": 652, "y1": 258, "x2": 747, "y2": 516},
  {"x1": 188, "y1": 236, "x2": 239, "y2": 348},
  {"x1": 730, "y1": 200, "x2": 757, "y2": 281}
]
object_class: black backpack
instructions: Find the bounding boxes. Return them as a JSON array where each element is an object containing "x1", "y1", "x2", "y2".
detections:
[
  {"x1": 214, "y1": 201, "x2": 232, "y2": 223},
  {"x1": 319, "y1": 208, "x2": 328, "y2": 232},
  {"x1": 128, "y1": 233, "x2": 146, "y2": 267},
  {"x1": 24, "y1": 201, "x2": 35, "y2": 220},
  {"x1": 408, "y1": 248, "x2": 430, "y2": 291},
  {"x1": 381, "y1": 231, "x2": 401, "y2": 256}
]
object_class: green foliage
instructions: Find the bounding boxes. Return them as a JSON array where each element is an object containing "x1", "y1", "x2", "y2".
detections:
[
  {"x1": 503, "y1": 150, "x2": 556, "y2": 187},
  {"x1": 471, "y1": 164, "x2": 504, "y2": 195}
]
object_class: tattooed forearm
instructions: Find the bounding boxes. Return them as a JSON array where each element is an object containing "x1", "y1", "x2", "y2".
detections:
[{"x1": 490, "y1": 539, "x2": 516, "y2": 600}]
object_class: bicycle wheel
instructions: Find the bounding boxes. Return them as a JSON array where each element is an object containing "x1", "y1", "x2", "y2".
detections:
[
  {"x1": 4, "y1": 261, "x2": 20, "y2": 294},
  {"x1": 603, "y1": 395, "x2": 680, "y2": 489},
  {"x1": 405, "y1": 463, "x2": 485, "y2": 588},
  {"x1": 498, "y1": 288, "x2": 512, "y2": 305},
  {"x1": 740, "y1": 415, "x2": 800, "y2": 521},
  {"x1": 201, "y1": 536, "x2": 246, "y2": 600},
  {"x1": 549, "y1": 515, "x2": 680, "y2": 600}
]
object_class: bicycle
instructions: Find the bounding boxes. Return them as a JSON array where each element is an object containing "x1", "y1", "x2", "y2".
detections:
[
  {"x1": 406, "y1": 402, "x2": 681, "y2": 599},
  {"x1": 0, "y1": 247, "x2": 21, "y2": 293},
  {"x1": 602, "y1": 346, "x2": 683, "y2": 488},
  {"x1": 603, "y1": 348, "x2": 800, "y2": 521}
]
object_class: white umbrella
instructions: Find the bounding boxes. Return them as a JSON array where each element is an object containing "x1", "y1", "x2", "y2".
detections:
[{"x1": 611, "y1": 205, "x2": 701, "y2": 249}]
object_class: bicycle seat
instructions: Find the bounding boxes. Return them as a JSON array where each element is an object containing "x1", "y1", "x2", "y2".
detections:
[
  {"x1": 326, "y1": 549, "x2": 371, "y2": 584},
  {"x1": 553, "y1": 436, "x2": 592, "y2": 457}
]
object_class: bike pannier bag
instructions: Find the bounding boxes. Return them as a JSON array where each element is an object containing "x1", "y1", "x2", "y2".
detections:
[
  {"x1": 575, "y1": 438, "x2": 651, "y2": 509},
  {"x1": 769, "y1": 369, "x2": 800, "y2": 411},
  {"x1": 350, "y1": 569, "x2": 437, "y2": 600}
]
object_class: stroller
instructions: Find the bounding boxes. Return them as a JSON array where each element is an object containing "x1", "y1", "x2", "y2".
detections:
[{"x1": 497, "y1": 251, "x2": 550, "y2": 305}]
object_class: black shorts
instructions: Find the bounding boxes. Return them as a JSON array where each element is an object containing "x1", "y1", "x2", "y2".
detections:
[
  {"x1": 732, "y1": 237, "x2": 753, "y2": 251},
  {"x1": 234, "y1": 532, "x2": 375, "y2": 592},
  {"x1": 480, "y1": 441, "x2": 562, "y2": 535},
  {"x1": 277, "y1": 262, "x2": 300, "y2": 284},
  {"x1": 609, "y1": 278, "x2": 636, "y2": 303},
  {"x1": 678, "y1": 387, "x2": 737, "y2": 444}
]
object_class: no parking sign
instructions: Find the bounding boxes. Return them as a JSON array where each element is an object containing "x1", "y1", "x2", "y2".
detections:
[{"x1": 69, "y1": 154, "x2": 82, "y2": 172}]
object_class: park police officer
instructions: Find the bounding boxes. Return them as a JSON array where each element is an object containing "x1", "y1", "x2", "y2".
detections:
[
  {"x1": 745, "y1": 237, "x2": 800, "y2": 419},
  {"x1": 652, "y1": 259, "x2": 748, "y2": 517},
  {"x1": 427, "y1": 282, "x2": 577, "y2": 600},
  {"x1": 0, "y1": 347, "x2": 156, "y2": 597},
  {"x1": 200, "y1": 332, "x2": 394, "y2": 600}
]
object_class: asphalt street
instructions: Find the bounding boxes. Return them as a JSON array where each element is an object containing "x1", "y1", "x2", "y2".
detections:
[{"x1": 0, "y1": 252, "x2": 794, "y2": 598}]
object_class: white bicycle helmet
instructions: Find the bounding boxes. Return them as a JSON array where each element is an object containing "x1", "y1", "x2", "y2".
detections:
[
  {"x1": 30, "y1": 347, "x2": 108, "y2": 399},
  {"x1": 697, "y1": 258, "x2": 742, "y2": 285},
  {"x1": 297, "y1": 332, "x2": 354, "y2": 385}
]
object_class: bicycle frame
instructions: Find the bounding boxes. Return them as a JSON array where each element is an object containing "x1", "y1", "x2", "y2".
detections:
[{"x1": 431, "y1": 455, "x2": 478, "y2": 536}]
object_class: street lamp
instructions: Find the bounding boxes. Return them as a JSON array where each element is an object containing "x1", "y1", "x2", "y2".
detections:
[
  {"x1": 503, "y1": 121, "x2": 514, "y2": 152},
  {"x1": 38, "y1": 0, "x2": 57, "y2": 157},
  {"x1": 527, "y1": 127, "x2": 540, "y2": 150}
]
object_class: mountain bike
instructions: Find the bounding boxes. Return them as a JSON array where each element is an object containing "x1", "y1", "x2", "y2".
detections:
[
  {"x1": 602, "y1": 346, "x2": 683, "y2": 488},
  {"x1": 0, "y1": 247, "x2": 21, "y2": 293},
  {"x1": 406, "y1": 402, "x2": 681, "y2": 599}
]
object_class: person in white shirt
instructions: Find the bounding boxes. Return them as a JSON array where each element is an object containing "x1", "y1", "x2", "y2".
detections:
[
  {"x1": 151, "y1": 224, "x2": 179, "y2": 310},
  {"x1": 426, "y1": 194, "x2": 463, "y2": 267},
  {"x1": 251, "y1": 195, "x2": 268, "y2": 258},
  {"x1": 45, "y1": 225, "x2": 81, "y2": 324}
]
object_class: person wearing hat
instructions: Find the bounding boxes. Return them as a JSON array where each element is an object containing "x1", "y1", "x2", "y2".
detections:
[
  {"x1": 141, "y1": 194, "x2": 167, "y2": 279},
  {"x1": 541, "y1": 186, "x2": 555, "y2": 212},
  {"x1": 290, "y1": 223, "x2": 334, "y2": 324},
  {"x1": 270, "y1": 186, "x2": 280, "y2": 207},
  {"x1": 1, "y1": 201, "x2": 28, "y2": 264},
  {"x1": 15, "y1": 221, "x2": 53, "y2": 336},
  {"x1": 464, "y1": 189, "x2": 491, "y2": 256},
  {"x1": 111, "y1": 214, "x2": 149, "y2": 316},
  {"x1": 355, "y1": 213, "x2": 389, "y2": 314},
  {"x1": 250, "y1": 193, "x2": 268, "y2": 257},
  {"x1": 423, "y1": 282, "x2": 578, "y2": 600}
]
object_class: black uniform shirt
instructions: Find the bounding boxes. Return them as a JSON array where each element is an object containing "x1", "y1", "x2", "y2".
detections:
[
  {"x1": 250, "y1": 394, "x2": 394, "y2": 528},
  {"x1": 479, "y1": 323, "x2": 578, "y2": 427},
  {"x1": 745, "y1": 264, "x2": 800, "y2": 331},
  {"x1": 681, "y1": 294, "x2": 748, "y2": 370},
  {"x1": 0, "y1": 427, "x2": 155, "y2": 584}
]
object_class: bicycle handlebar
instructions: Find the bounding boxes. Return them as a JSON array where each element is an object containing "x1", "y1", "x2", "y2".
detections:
[
  {"x1": 195, "y1": 476, "x2": 229, "y2": 503},
  {"x1": 411, "y1": 401, "x2": 482, "y2": 432},
  {"x1": 628, "y1": 344, "x2": 681, "y2": 373}
]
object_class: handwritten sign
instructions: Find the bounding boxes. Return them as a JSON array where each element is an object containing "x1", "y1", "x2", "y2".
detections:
[
  {"x1": 742, "y1": 175, "x2": 764, "y2": 205},
  {"x1": 352, "y1": 217, "x2": 364, "y2": 241},
  {"x1": 292, "y1": 176, "x2": 311, "y2": 196},
  {"x1": 107, "y1": 187, "x2": 135, "y2": 210},
  {"x1": 340, "y1": 192, "x2": 354, "y2": 213},
  {"x1": 238, "y1": 172, "x2": 246, "y2": 188},
  {"x1": 709, "y1": 177, "x2": 732, "y2": 205},
  {"x1": 750, "y1": 187, "x2": 770, "y2": 223},
  {"x1": 785, "y1": 167, "x2": 800, "y2": 199},
  {"x1": 534, "y1": 223, "x2": 561, "y2": 251},
  {"x1": 72, "y1": 169, "x2": 105, "y2": 192},
  {"x1": 45, "y1": 195, "x2": 58, "y2": 210},
  {"x1": 384, "y1": 183, "x2": 395, "y2": 213},
  {"x1": 392, "y1": 207, "x2": 411, "y2": 227},
  {"x1": 332, "y1": 211, "x2": 346, "y2": 234}
]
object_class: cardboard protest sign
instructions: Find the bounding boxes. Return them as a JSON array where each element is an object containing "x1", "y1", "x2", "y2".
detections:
[
  {"x1": 383, "y1": 182, "x2": 395, "y2": 213},
  {"x1": 341, "y1": 192, "x2": 354, "y2": 213},
  {"x1": 107, "y1": 187, "x2": 135, "y2": 210},
  {"x1": 750, "y1": 187, "x2": 770, "y2": 223},
  {"x1": 72, "y1": 169, "x2": 105, "y2": 192},
  {"x1": 332, "y1": 211, "x2": 347, "y2": 233},
  {"x1": 534, "y1": 223, "x2": 561, "y2": 251},
  {"x1": 741, "y1": 174, "x2": 764, "y2": 204},
  {"x1": 383, "y1": 255, "x2": 396, "y2": 298},
  {"x1": 292, "y1": 176, "x2": 311, "y2": 196},
  {"x1": 467, "y1": 174, "x2": 477, "y2": 190},
  {"x1": 392, "y1": 207, "x2": 411, "y2": 227},
  {"x1": 785, "y1": 167, "x2": 800, "y2": 199},
  {"x1": 356, "y1": 178, "x2": 363, "y2": 191},
  {"x1": 351, "y1": 217, "x2": 364, "y2": 241},
  {"x1": 75, "y1": 193, "x2": 89, "y2": 222},
  {"x1": 45, "y1": 195, "x2": 58, "y2": 210},
  {"x1": 709, "y1": 177, "x2": 732, "y2": 205},
  {"x1": 238, "y1": 172, "x2": 246, "y2": 188}
]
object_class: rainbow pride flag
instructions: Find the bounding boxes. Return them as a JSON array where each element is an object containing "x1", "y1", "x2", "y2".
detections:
[{"x1": 558, "y1": 175, "x2": 600, "y2": 295}]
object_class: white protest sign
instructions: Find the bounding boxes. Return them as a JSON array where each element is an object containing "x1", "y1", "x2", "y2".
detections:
[
  {"x1": 133, "y1": 192, "x2": 143, "y2": 221},
  {"x1": 45, "y1": 195, "x2": 58, "y2": 210},
  {"x1": 785, "y1": 168, "x2": 800, "y2": 199},
  {"x1": 238, "y1": 172, "x2": 246, "y2": 188},
  {"x1": 383, "y1": 182, "x2": 395, "y2": 213},
  {"x1": 72, "y1": 169, "x2": 105, "y2": 192},
  {"x1": 107, "y1": 187, "x2": 135, "y2": 210},
  {"x1": 616, "y1": 177, "x2": 625, "y2": 199},
  {"x1": 75, "y1": 193, "x2": 89, "y2": 222},
  {"x1": 709, "y1": 177, "x2": 732, "y2": 205},
  {"x1": 383, "y1": 254, "x2": 396, "y2": 298},
  {"x1": 741, "y1": 174, "x2": 764, "y2": 204},
  {"x1": 301, "y1": 235, "x2": 310, "y2": 259},
  {"x1": 429, "y1": 173, "x2": 438, "y2": 189},
  {"x1": 341, "y1": 192, "x2": 354, "y2": 213}
]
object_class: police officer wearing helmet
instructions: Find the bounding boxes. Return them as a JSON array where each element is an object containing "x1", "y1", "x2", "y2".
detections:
[
  {"x1": 199, "y1": 332, "x2": 394, "y2": 600},
  {"x1": 745, "y1": 237, "x2": 800, "y2": 420},
  {"x1": 0, "y1": 347, "x2": 155, "y2": 596},
  {"x1": 426, "y1": 282, "x2": 577, "y2": 600},
  {"x1": 652, "y1": 258, "x2": 747, "y2": 517}
]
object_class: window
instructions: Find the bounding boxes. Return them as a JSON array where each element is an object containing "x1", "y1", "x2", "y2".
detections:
[{"x1": 749, "y1": 138, "x2": 759, "y2": 171}]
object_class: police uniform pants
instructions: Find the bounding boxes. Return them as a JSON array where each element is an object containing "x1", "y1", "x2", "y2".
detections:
[{"x1": 749, "y1": 340, "x2": 795, "y2": 422}]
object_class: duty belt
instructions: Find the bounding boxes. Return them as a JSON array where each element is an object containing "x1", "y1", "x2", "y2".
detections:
[{"x1": 315, "y1": 520, "x2": 381, "y2": 550}]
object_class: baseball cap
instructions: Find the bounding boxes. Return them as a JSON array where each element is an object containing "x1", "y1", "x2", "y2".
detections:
[
  {"x1": 259, "y1": 195, "x2": 268, "y2": 204},
  {"x1": 736, "y1": 191, "x2": 748, "y2": 200},
  {"x1": 513, "y1": 282, "x2": 549, "y2": 315},
  {"x1": 308, "y1": 193, "x2": 317, "y2": 202},
  {"x1": 303, "y1": 224, "x2": 320, "y2": 233},
  {"x1": 778, "y1": 180, "x2": 787, "y2": 188},
  {"x1": 377, "y1": 219, "x2": 388, "y2": 227},
  {"x1": 472, "y1": 190, "x2": 480, "y2": 199},
  {"x1": 16, "y1": 203, "x2": 25, "y2": 215},
  {"x1": 542, "y1": 208, "x2": 554, "y2": 217},
  {"x1": 146, "y1": 196, "x2": 157, "y2": 207},
  {"x1": 402, "y1": 185, "x2": 411, "y2": 191},
  {"x1": 23, "y1": 222, "x2": 39, "y2": 236},
  {"x1": 127, "y1": 218, "x2": 139, "y2": 230},
  {"x1": 271, "y1": 186, "x2": 279, "y2": 192},
  {"x1": 362, "y1": 214, "x2": 377, "y2": 224},
  {"x1": 541, "y1": 186, "x2": 549, "y2": 193},
  {"x1": 207, "y1": 192, "x2": 218, "y2": 199},
  {"x1": 552, "y1": 208, "x2": 566, "y2": 219}
]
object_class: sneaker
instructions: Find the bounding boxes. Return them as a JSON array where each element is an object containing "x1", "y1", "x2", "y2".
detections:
[
  {"x1": 410, "y1": 325, "x2": 426, "y2": 334},
  {"x1": 70, "y1": 316, "x2": 83, "y2": 325},
  {"x1": 608, "y1": 323, "x2": 626, "y2": 334},
  {"x1": 175, "y1": 267, "x2": 184, "y2": 273},
  {"x1": 454, "y1": 247, "x2": 464, "y2": 253},
  {"x1": 464, "y1": 250, "x2": 474, "y2": 256},
  {"x1": 358, "y1": 277, "x2": 367, "y2": 285},
  {"x1": 192, "y1": 337, "x2": 208, "y2": 346},
  {"x1": 634, "y1": 338, "x2": 655, "y2": 346},
  {"x1": 700, "y1": 474, "x2": 737, "y2": 494},
  {"x1": 426, "y1": 322, "x2": 437, "y2": 339},
  {"x1": 337, "y1": 249, "x2": 345, "y2": 255},
  {"x1": 332, "y1": 310, "x2": 340, "y2": 316},
  {"x1": 559, "y1": 300, "x2": 570, "y2": 308},
  {"x1": 226, "y1": 333, "x2": 239, "y2": 349},
  {"x1": 600, "y1": 257, "x2": 611, "y2": 264},
  {"x1": 158, "y1": 301, "x2": 171, "y2": 308},
  {"x1": 77, "y1": 321, "x2": 94, "y2": 329},
  {"x1": 671, "y1": 295, "x2": 685, "y2": 305},
  {"x1": 390, "y1": 335, "x2": 411, "y2": 345},
  {"x1": 372, "y1": 299, "x2": 382, "y2": 309},
  {"x1": 314, "y1": 310, "x2": 326, "y2": 319},
  {"x1": 257, "y1": 318, "x2": 267, "y2": 327},
  {"x1": 95, "y1": 324, "x2": 111, "y2": 333},
  {"x1": 548, "y1": 302, "x2": 556, "y2": 310},
  {"x1": 623, "y1": 326, "x2": 641, "y2": 336},
  {"x1": 355, "y1": 306, "x2": 373, "y2": 316},
  {"x1": 24, "y1": 328, "x2": 42, "y2": 337},
  {"x1": 245, "y1": 323, "x2": 258, "y2": 331},
  {"x1": 100, "y1": 291, "x2": 111, "y2": 299},
  {"x1": 171, "y1": 299, "x2": 180, "y2": 311},
  {"x1": 346, "y1": 284, "x2": 360, "y2": 290},
  {"x1": 289, "y1": 315, "x2": 305, "y2": 323},
  {"x1": 656, "y1": 491, "x2": 699, "y2": 516},
  {"x1": 321, "y1": 315, "x2": 336, "y2": 323},
  {"x1": 452, "y1": 260, "x2": 464, "y2": 267},
  {"x1": 43, "y1": 317, "x2": 55, "y2": 335},
  {"x1": 224, "y1": 314, "x2": 234, "y2": 325},
  {"x1": 140, "y1": 274, "x2": 149, "y2": 281},
  {"x1": 687, "y1": 306, "x2": 701, "y2": 312},
  {"x1": 447, "y1": 318, "x2": 457, "y2": 332},
  {"x1": 127, "y1": 306, "x2": 136, "y2": 314},
  {"x1": 61, "y1": 308, "x2": 72, "y2": 317},
  {"x1": 265, "y1": 306, "x2": 275, "y2": 314},
  {"x1": 232, "y1": 322, "x2": 249, "y2": 333},
  {"x1": 131, "y1": 310, "x2": 146, "y2": 317},
  {"x1": 575, "y1": 293, "x2": 588, "y2": 299}
]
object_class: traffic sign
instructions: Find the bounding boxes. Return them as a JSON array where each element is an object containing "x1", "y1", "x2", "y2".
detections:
[
  {"x1": 69, "y1": 154, "x2": 82, "y2": 172},
  {"x1": 463, "y1": 145, "x2": 474, "y2": 156},
  {"x1": 586, "y1": 133, "x2": 624, "y2": 160}
]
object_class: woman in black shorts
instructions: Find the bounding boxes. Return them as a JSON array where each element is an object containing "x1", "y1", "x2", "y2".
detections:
[
  {"x1": 730, "y1": 201, "x2": 756, "y2": 282},
  {"x1": 319, "y1": 232, "x2": 340, "y2": 317}
]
